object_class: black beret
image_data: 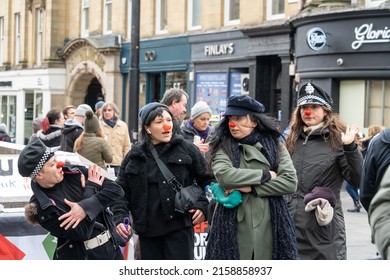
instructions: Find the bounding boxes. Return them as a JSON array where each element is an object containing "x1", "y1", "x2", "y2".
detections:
[
  {"x1": 303, "y1": 186, "x2": 337, "y2": 207},
  {"x1": 139, "y1": 102, "x2": 169, "y2": 124},
  {"x1": 18, "y1": 137, "x2": 54, "y2": 179},
  {"x1": 224, "y1": 95, "x2": 265, "y2": 116},
  {"x1": 297, "y1": 82, "x2": 333, "y2": 109}
]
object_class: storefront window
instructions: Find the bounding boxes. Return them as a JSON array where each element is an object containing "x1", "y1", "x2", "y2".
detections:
[
  {"x1": 165, "y1": 72, "x2": 187, "y2": 92},
  {"x1": 365, "y1": 80, "x2": 390, "y2": 128},
  {"x1": 1, "y1": 95, "x2": 16, "y2": 141}
]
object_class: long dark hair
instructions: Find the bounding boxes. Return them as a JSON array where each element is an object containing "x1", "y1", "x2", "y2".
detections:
[
  {"x1": 206, "y1": 113, "x2": 282, "y2": 171},
  {"x1": 138, "y1": 106, "x2": 181, "y2": 146}
]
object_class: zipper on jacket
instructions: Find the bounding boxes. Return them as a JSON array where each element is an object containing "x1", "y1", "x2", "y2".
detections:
[{"x1": 303, "y1": 135, "x2": 309, "y2": 145}]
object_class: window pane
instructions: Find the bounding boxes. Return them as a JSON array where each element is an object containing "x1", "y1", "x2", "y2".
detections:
[
  {"x1": 160, "y1": 0, "x2": 167, "y2": 30},
  {"x1": 192, "y1": 0, "x2": 201, "y2": 27},
  {"x1": 272, "y1": 0, "x2": 284, "y2": 15},
  {"x1": 229, "y1": 0, "x2": 240, "y2": 21}
]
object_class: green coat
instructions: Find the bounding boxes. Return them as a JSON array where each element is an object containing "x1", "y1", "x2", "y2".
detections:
[
  {"x1": 211, "y1": 142, "x2": 297, "y2": 259},
  {"x1": 369, "y1": 165, "x2": 390, "y2": 260}
]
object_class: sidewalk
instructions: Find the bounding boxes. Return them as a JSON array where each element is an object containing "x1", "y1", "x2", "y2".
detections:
[{"x1": 341, "y1": 189, "x2": 379, "y2": 260}]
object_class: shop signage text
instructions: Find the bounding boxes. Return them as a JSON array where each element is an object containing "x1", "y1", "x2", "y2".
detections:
[
  {"x1": 306, "y1": 28, "x2": 327, "y2": 51},
  {"x1": 0, "y1": 81, "x2": 12, "y2": 87},
  {"x1": 352, "y1": 23, "x2": 390, "y2": 50},
  {"x1": 204, "y1": 43, "x2": 234, "y2": 56}
]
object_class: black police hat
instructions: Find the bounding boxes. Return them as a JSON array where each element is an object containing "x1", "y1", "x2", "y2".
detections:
[{"x1": 297, "y1": 82, "x2": 333, "y2": 109}]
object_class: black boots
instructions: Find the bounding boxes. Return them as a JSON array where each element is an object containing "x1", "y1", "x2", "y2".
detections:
[{"x1": 347, "y1": 200, "x2": 362, "y2": 212}]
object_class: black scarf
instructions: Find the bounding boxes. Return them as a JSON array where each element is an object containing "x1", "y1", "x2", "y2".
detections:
[{"x1": 205, "y1": 130, "x2": 299, "y2": 260}]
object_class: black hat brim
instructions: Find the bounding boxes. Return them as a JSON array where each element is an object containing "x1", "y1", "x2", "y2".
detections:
[{"x1": 224, "y1": 106, "x2": 253, "y2": 116}]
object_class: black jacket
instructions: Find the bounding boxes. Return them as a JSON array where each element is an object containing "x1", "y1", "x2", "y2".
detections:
[
  {"x1": 360, "y1": 128, "x2": 390, "y2": 211},
  {"x1": 113, "y1": 134, "x2": 213, "y2": 235},
  {"x1": 25, "y1": 164, "x2": 124, "y2": 259},
  {"x1": 60, "y1": 121, "x2": 84, "y2": 152}
]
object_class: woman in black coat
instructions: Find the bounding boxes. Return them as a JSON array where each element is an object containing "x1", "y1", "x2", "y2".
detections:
[{"x1": 114, "y1": 103, "x2": 213, "y2": 260}]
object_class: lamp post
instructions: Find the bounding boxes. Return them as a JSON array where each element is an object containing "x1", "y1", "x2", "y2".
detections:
[{"x1": 128, "y1": 0, "x2": 140, "y2": 142}]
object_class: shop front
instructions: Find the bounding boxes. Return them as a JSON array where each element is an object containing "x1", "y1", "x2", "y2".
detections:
[
  {"x1": 0, "y1": 68, "x2": 65, "y2": 144},
  {"x1": 291, "y1": 8, "x2": 390, "y2": 131},
  {"x1": 120, "y1": 36, "x2": 191, "y2": 124}
]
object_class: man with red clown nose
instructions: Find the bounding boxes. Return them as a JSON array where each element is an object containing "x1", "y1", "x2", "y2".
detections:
[
  {"x1": 205, "y1": 94, "x2": 299, "y2": 260},
  {"x1": 18, "y1": 137, "x2": 124, "y2": 260},
  {"x1": 284, "y1": 81, "x2": 363, "y2": 260},
  {"x1": 113, "y1": 102, "x2": 213, "y2": 260}
]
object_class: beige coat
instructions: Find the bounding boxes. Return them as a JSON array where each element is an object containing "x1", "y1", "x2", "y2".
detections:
[{"x1": 99, "y1": 119, "x2": 131, "y2": 166}]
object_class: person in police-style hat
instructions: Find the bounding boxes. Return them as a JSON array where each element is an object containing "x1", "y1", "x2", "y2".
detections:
[
  {"x1": 205, "y1": 94, "x2": 299, "y2": 260},
  {"x1": 19, "y1": 137, "x2": 125, "y2": 260},
  {"x1": 284, "y1": 81, "x2": 363, "y2": 260}
]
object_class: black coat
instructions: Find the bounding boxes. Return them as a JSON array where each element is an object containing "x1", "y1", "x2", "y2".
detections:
[
  {"x1": 25, "y1": 164, "x2": 124, "y2": 260},
  {"x1": 360, "y1": 128, "x2": 390, "y2": 211},
  {"x1": 60, "y1": 122, "x2": 84, "y2": 152},
  {"x1": 114, "y1": 134, "x2": 213, "y2": 235}
]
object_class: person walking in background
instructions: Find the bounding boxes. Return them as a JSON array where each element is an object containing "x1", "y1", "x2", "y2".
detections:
[
  {"x1": 37, "y1": 108, "x2": 65, "y2": 148},
  {"x1": 113, "y1": 102, "x2": 212, "y2": 260},
  {"x1": 284, "y1": 82, "x2": 363, "y2": 260},
  {"x1": 205, "y1": 95, "x2": 298, "y2": 260},
  {"x1": 99, "y1": 102, "x2": 131, "y2": 177},
  {"x1": 29, "y1": 117, "x2": 44, "y2": 143},
  {"x1": 161, "y1": 88, "x2": 188, "y2": 123},
  {"x1": 181, "y1": 100, "x2": 215, "y2": 154},
  {"x1": 60, "y1": 104, "x2": 93, "y2": 152},
  {"x1": 62, "y1": 105, "x2": 76, "y2": 121},
  {"x1": 0, "y1": 123, "x2": 12, "y2": 142},
  {"x1": 74, "y1": 111, "x2": 113, "y2": 170},
  {"x1": 19, "y1": 137, "x2": 124, "y2": 260},
  {"x1": 95, "y1": 101, "x2": 104, "y2": 118},
  {"x1": 359, "y1": 124, "x2": 384, "y2": 158},
  {"x1": 344, "y1": 181, "x2": 362, "y2": 212},
  {"x1": 360, "y1": 128, "x2": 390, "y2": 212}
]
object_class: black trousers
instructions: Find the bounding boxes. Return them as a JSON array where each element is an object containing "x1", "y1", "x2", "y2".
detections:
[{"x1": 139, "y1": 227, "x2": 194, "y2": 260}]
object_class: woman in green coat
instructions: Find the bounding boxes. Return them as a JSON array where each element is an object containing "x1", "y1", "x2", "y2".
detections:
[{"x1": 205, "y1": 95, "x2": 298, "y2": 260}]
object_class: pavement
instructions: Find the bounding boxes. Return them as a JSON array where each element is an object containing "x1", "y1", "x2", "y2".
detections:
[{"x1": 341, "y1": 189, "x2": 379, "y2": 260}]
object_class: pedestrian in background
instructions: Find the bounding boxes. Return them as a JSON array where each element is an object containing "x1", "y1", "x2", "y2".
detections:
[
  {"x1": 205, "y1": 95, "x2": 298, "y2": 260},
  {"x1": 37, "y1": 108, "x2": 64, "y2": 148},
  {"x1": 360, "y1": 128, "x2": 390, "y2": 212},
  {"x1": 99, "y1": 102, "x2": 131, "y2": 177},
  {"x1": 0, "y1": 123, "x2": 12, "y2": 142},
  {"x1": 74, "y1": 111, "x2": 113, "y2": 170},
  {"x1": 359, "y1": 124, "x2": 384, "y2": 158},
  {"x1": 181, "y1": 100, "x2": 215, "y2": 154},
  {"x1": 60, "y1": 104, "x2": 93, "y2": 152},
  {"x1": 284, "y1": 82, "x2": 363, "y2": 260},
  {"x1": 161, "y1": 88, "x2": 188, "y2": 123},
  {"x1": 63, "y1": 105, "x2": 76, "y2": 121},
  {"x1": 29, "y1": 117, "x2": 44, "y2": 143},
  {"x1": 95, "y1": 101, "x2": 104, "y2": 118},
  {"x1": 113, "y1": 102, "x2": 212, "y2": 260}
]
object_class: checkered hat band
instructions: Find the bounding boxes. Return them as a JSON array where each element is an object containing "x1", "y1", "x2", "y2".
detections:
[
  {"x1": 297, "y1": 95, "x2": 331, "y2": 109},
  {"x1": 29, "y1": 148, "x2": 51, "y2": 179}
]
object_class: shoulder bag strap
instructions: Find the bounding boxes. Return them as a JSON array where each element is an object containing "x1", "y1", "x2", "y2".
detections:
[{"x1": 150, "y1": 146, "x2": 182, "y2": 191}]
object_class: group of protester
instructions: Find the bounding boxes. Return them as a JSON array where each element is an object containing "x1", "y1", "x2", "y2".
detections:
[{"x1": 17, "y1": 83, "x2": 389, "y2": 260}]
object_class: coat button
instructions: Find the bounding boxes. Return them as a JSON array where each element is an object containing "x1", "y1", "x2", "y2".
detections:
[
  {"x1": 163, "y1": 181, "x2": 166, "y2": 184},
  {"x1": 169, "y1": 215, "x2": 173, "y2": 219},
  {"x1": 69, "y1": 244, "x2": 73, "y2": 248},
  {"x1": 167, "y1": 198, "x2": 170, "y2": 201},
  {"x1": 178, "y1": 159, "x2": 182, "y2": 162}
]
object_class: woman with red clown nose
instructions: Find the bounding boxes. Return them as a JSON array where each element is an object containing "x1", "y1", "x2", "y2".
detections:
[
  {"x1": 113, "y1": 102, "x2": 213, "y2": 260},
  {"x1": 18, "y1": 137, "x2": 125, "y2": 259},
  {"x1": 205, "y1": 94, "x2": 299, "y2": 260},
  {"x1": 284, "y1": 81, "x2": 363, "y2": 260}
]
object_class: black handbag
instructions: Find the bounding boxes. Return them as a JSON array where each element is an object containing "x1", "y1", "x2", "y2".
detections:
[{"x1": 150, "y1": 146, "x2": 206, "y2": 214}]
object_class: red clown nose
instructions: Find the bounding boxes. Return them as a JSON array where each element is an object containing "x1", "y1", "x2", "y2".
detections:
[
  {"x1": 163, "y1": 124, "x2": 172, "y2": 131},
  {"x1": 304, "y1": 109, "x2": 311, "y2": 116},
  {"x1": 56, "y1": 161, "x2": 65, "y2": 169},
  {"x1": 229, "y1": 122, "x2": 236, "y2": 127}
]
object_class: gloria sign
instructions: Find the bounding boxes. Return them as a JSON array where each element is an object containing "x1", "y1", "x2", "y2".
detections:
[{"x1": 352, "y1": 23, "x2": 390, "y2": 50}]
